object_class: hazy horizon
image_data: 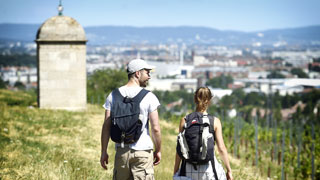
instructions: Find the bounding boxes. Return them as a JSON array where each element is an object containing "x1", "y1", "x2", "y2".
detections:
[{"x1": 1, "y1": 0, "x2": 320, "y2": 32}]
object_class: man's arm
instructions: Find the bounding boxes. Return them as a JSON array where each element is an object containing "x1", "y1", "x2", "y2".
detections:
[
  {"x1": 100, "y1": 110, "x2": 111, "y2": 170},
  {"x1": 149, "y1": 109, "x2": 161, "y2": 165}
]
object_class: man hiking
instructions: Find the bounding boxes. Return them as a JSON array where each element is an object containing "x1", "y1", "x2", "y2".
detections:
[{"x1": 100, "y1": 59, "x2": 161, "y2": 180}]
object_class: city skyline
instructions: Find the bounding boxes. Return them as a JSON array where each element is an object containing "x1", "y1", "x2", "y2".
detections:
[{"x1": 1, "y1": 0, "x2": 320, "y2": 32}]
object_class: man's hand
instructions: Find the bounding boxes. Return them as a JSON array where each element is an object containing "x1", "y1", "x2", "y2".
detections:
[
  {"x1": 153, "y1": 151, "x2": 161, "y2": 166},
  {"x1": 100, "y1": 151, "x2": 109, "y2": 170}
]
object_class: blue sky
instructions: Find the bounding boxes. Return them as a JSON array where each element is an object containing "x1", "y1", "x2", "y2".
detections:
[{"x1": 1, "y1": 0, "x2": 320, "y2": 32}]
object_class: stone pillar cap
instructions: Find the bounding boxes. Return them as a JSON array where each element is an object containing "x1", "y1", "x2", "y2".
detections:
[{"x1": 36, "y1": 15, "x2": 87, "y2": 42}]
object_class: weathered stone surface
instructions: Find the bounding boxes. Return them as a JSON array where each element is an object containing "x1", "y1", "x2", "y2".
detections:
[
  {"x1": 36, "y1": 16, "x2": 87, "y2": 111},
  {"x1": 36, "y1": 16, "x2": 86, "y2": 42}
]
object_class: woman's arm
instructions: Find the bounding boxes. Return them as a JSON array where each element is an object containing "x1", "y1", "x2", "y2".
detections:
[
  {"x1": 173, "y1": 117, "x2": 186, "y2": 175},
  {"x1": 173, "y1": 153, "x2": 181, "y2": 174},
  {"x1": 214, "y1": 117, "x2": 233, "y2": 180}
]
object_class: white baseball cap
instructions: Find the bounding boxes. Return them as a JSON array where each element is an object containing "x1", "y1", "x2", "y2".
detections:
[{"x1": 127, "y1": 59, "x2": 155, "y2": 74}]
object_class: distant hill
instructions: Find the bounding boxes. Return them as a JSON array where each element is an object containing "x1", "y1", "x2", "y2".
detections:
[
  {"x1": 0, "y1": 24, "x2": 40, "y2": 42},
  {"x1": 0, "y1": 23, "x2": 320, "y2": 46}
]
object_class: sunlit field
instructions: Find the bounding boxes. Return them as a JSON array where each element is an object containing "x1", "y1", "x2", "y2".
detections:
[{"x1": 0, "y1": 89, "x2": 278, "y2": 179}]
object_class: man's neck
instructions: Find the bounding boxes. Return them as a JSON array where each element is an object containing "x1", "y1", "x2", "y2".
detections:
[{"x1": 126, "y1": 78, "x2": 140, "y2": 87}]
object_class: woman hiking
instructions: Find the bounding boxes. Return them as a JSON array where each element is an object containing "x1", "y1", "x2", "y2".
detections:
[{"x1": 173, "y1": 87, "x2": 233, "y2": 180}]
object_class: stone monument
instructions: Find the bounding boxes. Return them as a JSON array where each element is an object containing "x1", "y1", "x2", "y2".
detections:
[{"x1": 36, "y1": 2, "x2": 87, "y2": 110}]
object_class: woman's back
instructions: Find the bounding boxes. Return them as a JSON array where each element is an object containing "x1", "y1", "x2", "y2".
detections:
[{"x1": 174, "y1": 87, "x2": 233, "y2": 180}]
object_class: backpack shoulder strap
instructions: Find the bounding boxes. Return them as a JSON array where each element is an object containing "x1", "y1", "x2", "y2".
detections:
[
  {"x1": 179, "y1": 159, "x2": 187, "y2": 176},
  {"x1": 110, "y1": 89, "x2": 123, "y2": 117},
  {"x1": 112, "y1": 88, "x2": 123, "y2": 102},
  {"x1": 210, "y1": 159, "x2": 219, "y2": 180},
  {"x1": 132, "y1": 88, "x2": 149, "y2": 103},
  {"x1": 207, "y1": 115, "x2": 215, "y2": 137}
]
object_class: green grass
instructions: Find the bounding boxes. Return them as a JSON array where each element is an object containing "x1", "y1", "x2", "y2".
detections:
[
  {"x1": 0, "y1": 89, "x2": 262, "y2": 179},
  {"x1": 0, "y1": 92, "x2": 109, "y2": 179}
]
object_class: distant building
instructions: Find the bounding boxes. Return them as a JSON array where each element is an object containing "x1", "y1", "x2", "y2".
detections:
[
  {"x1": 36, "y1": 6, "x2": 87, "y2": 110},
  {"x1": 271, "y1": 50, "x2": 320, "y2": 67},
  {"x1": 193, "y1": 66, "x2": 249, "y2": 79},
  {"x1": 148, "y1": 78, "x2": 197, "y2": 92},
  {"x1": 147, "y1": 61, "x2": 194, "y2": 78},
  {"x1": 209, "y1": 88, "x2": 233, "y2": 99},
  {"x1": 237, "y1": 78, "x2": 320, "y2": 95},
  {"x1": 193, "y1": 55, "x2": 208, "y2": 66}
]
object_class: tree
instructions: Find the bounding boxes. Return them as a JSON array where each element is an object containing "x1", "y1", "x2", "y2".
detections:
[
  {"x1": 281, "y1": 93, "x2": 300, "y2": 109},
  {"x1": 206, "y1": 74, "x2": 233, "y2": 89},
  {"x1": 291, "y1": 68, "x2": 309, "y2": 78},
  {"x1": 0, "y1": 76, "x2": 7, "y2": 89},
  {"x1": 0, "y1": 54, "x2": 36, "y2": 67},
  {"x1": 302, "y1": 101, "x2": 314, "y2": 117},
  {"x1": 243, "y1": 92, "x2": 265, "y2": 107},
  {"x1": 274, "y1": 102, "x2": 282, "y2": 123},
  {"x1": 302, "y1": 89, "x2": 320, "y2": 105},
  {"x1": 231, "y1": 88, "x2": 245, "y2": 105},
  {"x1": 14, "y1": 81, "x2": 25, "y2": 90},
  {"x1": 267, "y1": 70, "x2": 285, "y2": 79},
  {"x1": 220, "y1": 95, "x2": 233, "y2": 109},
  {"x1": 154, "y1": 90, "x2": 194, "y2": 110},
  {"x1": 87, "y1": 68, "x2": 127, "y2": 104},
  {"x1": 308, "y1": 63, "x2": 320, "y2": 72}
]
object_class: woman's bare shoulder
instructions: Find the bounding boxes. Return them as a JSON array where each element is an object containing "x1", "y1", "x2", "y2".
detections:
[{"x1": 212, "y1": 116, "x2": 222, "y2": 130}]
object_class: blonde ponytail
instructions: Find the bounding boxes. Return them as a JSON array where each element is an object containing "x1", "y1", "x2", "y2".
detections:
[{"x1": 194, "y1": 87, "x2": 213, "y2": 112}]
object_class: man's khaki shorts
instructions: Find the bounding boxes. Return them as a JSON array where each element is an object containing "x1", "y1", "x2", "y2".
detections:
[{"x1": 113, "y1": 146, "x2": 154, "y2": 180}]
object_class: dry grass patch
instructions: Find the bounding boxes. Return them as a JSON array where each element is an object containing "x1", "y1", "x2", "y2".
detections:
[{"x1": 0, "y1": 98, "x2": 261, "y2": 179}]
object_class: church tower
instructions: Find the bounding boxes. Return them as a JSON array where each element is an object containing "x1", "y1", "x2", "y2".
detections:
[{"x1": 36, "y1": 2, "x2": 87, "y2": 110}]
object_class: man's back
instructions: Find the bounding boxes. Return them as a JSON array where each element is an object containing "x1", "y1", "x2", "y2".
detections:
[{"x1": 103, "y1": 85, "x2": 160, "y2": 150}]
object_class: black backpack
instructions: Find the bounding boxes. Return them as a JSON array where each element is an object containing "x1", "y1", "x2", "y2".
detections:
[
  {"x1": 176, "y1": 112, "x2": 218, "y2": 179},
  {"x1": 110, "y1": 88, "x2": 149, "y2": 146}
]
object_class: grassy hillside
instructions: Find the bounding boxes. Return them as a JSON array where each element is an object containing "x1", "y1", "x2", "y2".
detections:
[{"x1": 0, "y1": 90, "x2": 262, "y2": 179}]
